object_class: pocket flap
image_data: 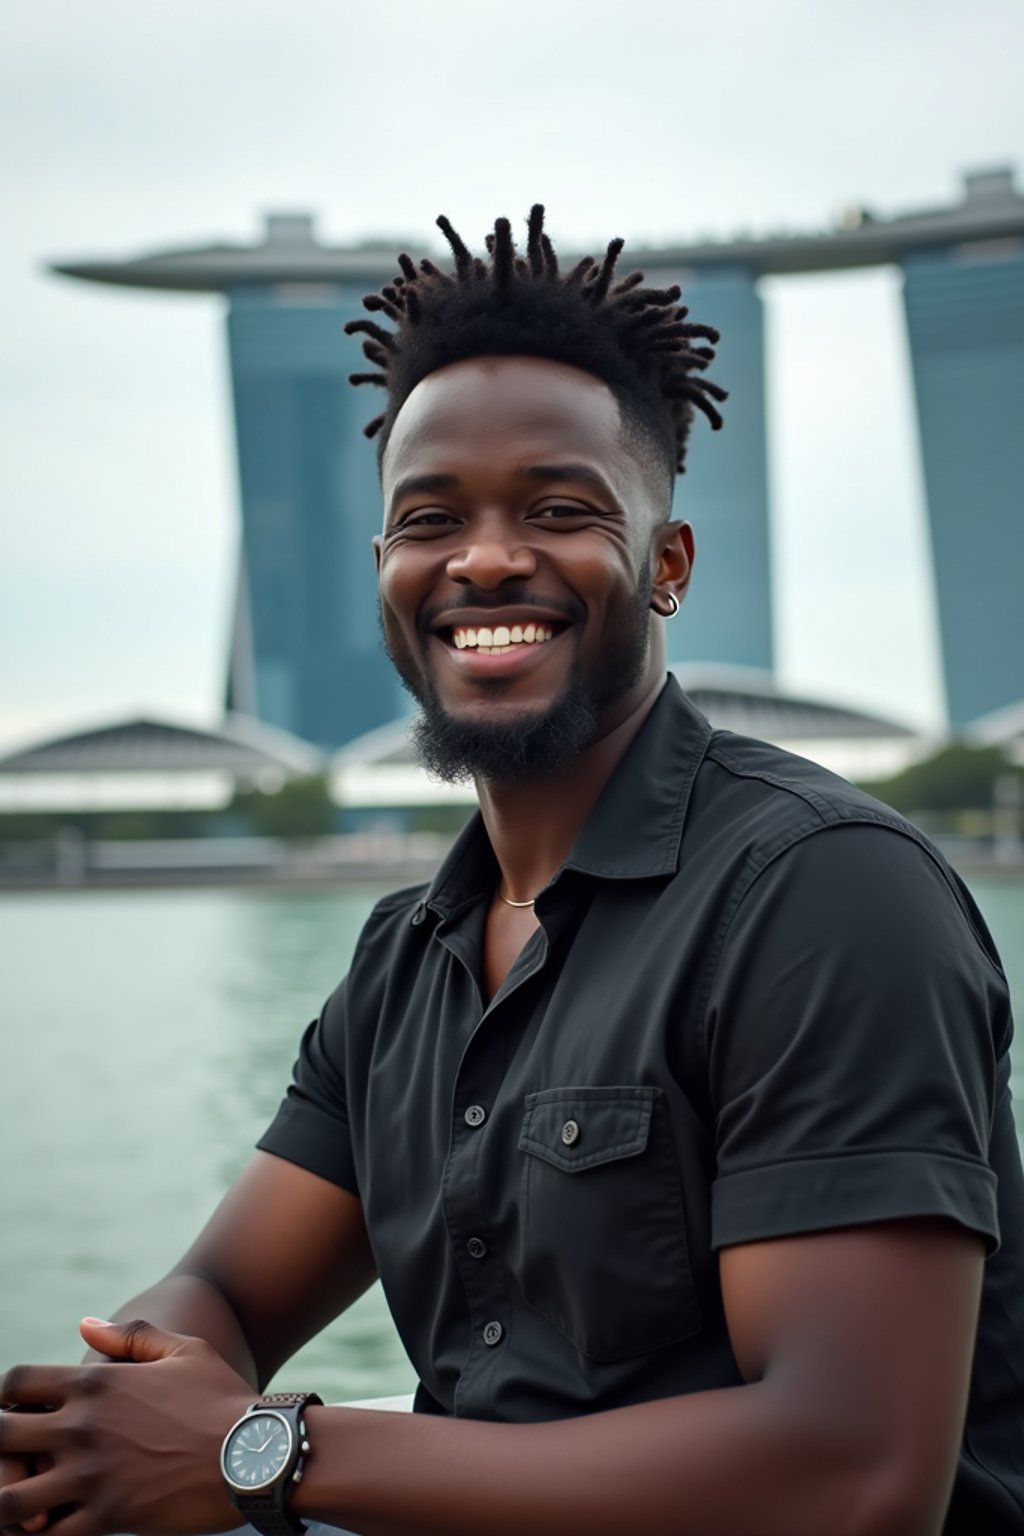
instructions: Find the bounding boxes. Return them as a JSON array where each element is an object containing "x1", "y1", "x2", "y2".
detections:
[{"x1": 518, "y1": 1085, "x2": 656, "y2": 1172}]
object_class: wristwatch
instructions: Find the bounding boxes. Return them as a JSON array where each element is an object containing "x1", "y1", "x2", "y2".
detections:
[{"x1": 220, "y1": 1391, "x2": 323, "y2": 1536}]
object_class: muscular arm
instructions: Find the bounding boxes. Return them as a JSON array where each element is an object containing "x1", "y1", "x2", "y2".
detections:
[
  {"x1": 1, "y1": 1152, "x2": 374, "y2": 1535},
  {"x1": 90, "y1": 1150, "x2": 376, "y2": 1387},
  {"x1": 292, "y1": 1220, "x2": 982, "y2": 1536},
  {"x1": 0, "y1": 1216, "x2": 984, "y2": 1536}
]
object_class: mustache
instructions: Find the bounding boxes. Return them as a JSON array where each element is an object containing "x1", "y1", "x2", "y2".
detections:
[{"x1": 417, "y1": 586, "x2": 583, "y2": 634}]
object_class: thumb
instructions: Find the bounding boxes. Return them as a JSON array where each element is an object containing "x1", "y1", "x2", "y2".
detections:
[{"x1": 79, "y1": 1317, "x2": 189, "y2": 1362}]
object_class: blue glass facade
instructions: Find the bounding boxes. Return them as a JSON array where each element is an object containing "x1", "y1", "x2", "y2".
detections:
[
  {"x1": 902, "y1": 246, "x2": 1024, "y2": 728},
  {"x1": 660, "y1": 267, "x2": 773, "y2": 674},
  {"x1": 225, "y1": 286, "x2": 406, "y2": 748}
]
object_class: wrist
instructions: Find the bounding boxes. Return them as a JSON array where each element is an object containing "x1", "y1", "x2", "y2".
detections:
[
  {"x1": 220, "y1": 1392, "x2": 322, "y2": 1536},
  {"x1": 287, "y1": 1406, "x2": 332, "y2": 1520}
]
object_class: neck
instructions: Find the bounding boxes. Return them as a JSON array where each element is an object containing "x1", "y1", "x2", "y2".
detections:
[{"x1": 476, "y1": 673, "x2": 666, "y2": 904}]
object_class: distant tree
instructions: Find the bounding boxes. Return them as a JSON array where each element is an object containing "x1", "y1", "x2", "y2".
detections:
[
  {"x1": 408, "y1": 804, "x2": 476, "y2": 836},
  {"x1": 231, "y1": 775, "x2": 335, "y2": 839},
  {"x1": 0, "y1": 812, "x2": 57, "y2": 844},
  {"x1": 859, "y1": 743, "x2": 1022, "y2": 818},
  {"x1": 0, "y1": 786, "x2": 339, "y2": 846},
  {"x1": 92, "y1": 809, "x2": 210, "y2": 840}
]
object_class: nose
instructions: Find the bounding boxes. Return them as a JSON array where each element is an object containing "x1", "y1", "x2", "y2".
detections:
[{"x1": 445, "y1": 516, "x2": 538, "y2": 588}]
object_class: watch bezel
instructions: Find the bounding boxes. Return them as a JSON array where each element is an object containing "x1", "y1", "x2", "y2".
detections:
[{"x1": 220, "y1": 1408, "x2": 296, "y2": 1496}]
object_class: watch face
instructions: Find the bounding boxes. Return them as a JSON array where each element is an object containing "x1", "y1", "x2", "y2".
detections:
[{"x1": 223, "y1": 1412, "x2": 294, "y2": 1492}]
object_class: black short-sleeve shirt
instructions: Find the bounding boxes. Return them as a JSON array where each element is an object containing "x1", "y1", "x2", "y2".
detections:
[{"x1": 259, "y1": 677, "x2": 1024, "y2": 1531}]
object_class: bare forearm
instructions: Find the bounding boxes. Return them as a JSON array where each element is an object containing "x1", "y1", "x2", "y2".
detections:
[
  {"x1": 295, "y1": 1388, "x2": 927, "y2": 1536},
  {"x1": 84, "y1": 1274, "x2": 258, "y2": 1387}
]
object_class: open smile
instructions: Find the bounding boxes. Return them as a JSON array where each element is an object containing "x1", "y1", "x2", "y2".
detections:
[
  {"x1": 451, "y1": 621, "x2": 557, "y2": 654},
  {"x1": 428, "y1": 610, "x2": 574, "y2": 675}
]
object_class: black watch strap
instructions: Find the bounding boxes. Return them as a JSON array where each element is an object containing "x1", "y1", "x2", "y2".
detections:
[
  {"x1": 250, "y1": 1392, "x2": 322, "y2": 1411},
  {"x1": 231, "y1": 1391, "x2": 323, "y2": 1536},
  {"x1": 235, "y1": 1493, "x2": 308, "y2": 1536}
]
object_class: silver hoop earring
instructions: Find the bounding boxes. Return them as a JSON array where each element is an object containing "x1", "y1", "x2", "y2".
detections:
[{"x1": 662, "y1": 592, "x2": 680, "y2": 618}]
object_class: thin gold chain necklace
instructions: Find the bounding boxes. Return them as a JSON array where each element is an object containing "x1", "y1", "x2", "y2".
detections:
[{"x1": 498, "y1": 887, "x2": 536, "y2": 908}]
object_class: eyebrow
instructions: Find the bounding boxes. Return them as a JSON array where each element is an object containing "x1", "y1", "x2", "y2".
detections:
[
  {"x1": 521, "y1": 464, "x2": 619, "y2": 501},
  {"x1": 388, "y1": 472, "x2": 460, "y2": 513},
  {"x1": 388, "y1": 463, "x2": 619, "y2": 516}
]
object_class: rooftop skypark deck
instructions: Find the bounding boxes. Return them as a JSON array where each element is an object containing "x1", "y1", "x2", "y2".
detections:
[{"x1": 50, "y1": 169, "x2": 1024, "y2": 291}]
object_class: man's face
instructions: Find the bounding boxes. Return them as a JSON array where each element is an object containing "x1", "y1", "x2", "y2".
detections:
[{"x1": 375, "y1": 355, "x2": 686, "y2": 783}]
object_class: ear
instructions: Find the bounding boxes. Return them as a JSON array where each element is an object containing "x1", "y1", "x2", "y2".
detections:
[
  {"x1": 373, "y1": 534, "x2": 383, "y2": 574},
  {"x1": 652, "y1": 521, "x2": 694, "y2": 608}
]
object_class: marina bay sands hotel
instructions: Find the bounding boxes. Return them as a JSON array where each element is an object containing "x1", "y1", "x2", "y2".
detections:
[{"x1": 53, "y1": 168, "x2": 1024, "y2": 750}]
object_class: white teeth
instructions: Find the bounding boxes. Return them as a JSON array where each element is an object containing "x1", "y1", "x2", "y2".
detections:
[{"x1": 449, "y1": 621, "x2": 559, "y2": 650}]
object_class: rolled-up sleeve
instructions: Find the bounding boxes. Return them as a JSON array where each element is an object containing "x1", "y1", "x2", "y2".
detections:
[
  {"x1": 706, "y1": 825, "x2": 1006, "y2": 1254},
  {"x1": 257, "y1": 977, "x2": 359, "y2": 1195}
]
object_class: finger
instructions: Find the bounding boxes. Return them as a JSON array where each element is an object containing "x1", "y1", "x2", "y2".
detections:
[
  {"x1": 0, "y1": 1453, "x2": 50, "y2": 1534},
  {"x1": 42, "y1": 1511, "x2": 89, "y2": 1536},
  {"x1": 0, "y1": 1418, "x2": 59, "y2": 1459},
  {"x1": 0, "y1": 1456, "x2": 32, "y2": 1535},
  {"x1": 78, "y1": 1317, "x2": 189, "y2": 1364},
  {"x1": 0, "y1": 1469, "x2": 76, "y2": 1531},
  {"x1": 23, "y1": 1456, "x2": 55, "y2": 1536},
  {"x1": 0, "y1": 1370, "x2": 69, "y2": 1410},
  {"x1": 3, "y1": 1516, "x2": 50, "y2": 1536}
]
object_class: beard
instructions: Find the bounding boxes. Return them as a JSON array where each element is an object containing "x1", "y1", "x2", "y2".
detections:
[{"x1": 381, "y1": 570, "x2": 654, "y2": 785}]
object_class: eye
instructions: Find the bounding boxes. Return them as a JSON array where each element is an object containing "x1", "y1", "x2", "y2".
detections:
[
  {"x1": 533, "y1": 503, "x2": 593, "y2": 522},
  {"x1": 391, "y1": 509, "x2": 459, "y2": 533}
]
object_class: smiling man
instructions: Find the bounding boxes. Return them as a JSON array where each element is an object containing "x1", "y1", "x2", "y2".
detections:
[{"x1": 3, "y1": 208, "x2": 1023, "y2": 1536}]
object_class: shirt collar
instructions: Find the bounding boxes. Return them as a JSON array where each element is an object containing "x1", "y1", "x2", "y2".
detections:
[{"x1": 420, "y1": 675, "x2": 712, "y2": 920}]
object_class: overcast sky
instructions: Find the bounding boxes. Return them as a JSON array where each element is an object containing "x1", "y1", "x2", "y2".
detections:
[{"x1": 2, "y1": 0, "x2": 1022, "y2": 752}]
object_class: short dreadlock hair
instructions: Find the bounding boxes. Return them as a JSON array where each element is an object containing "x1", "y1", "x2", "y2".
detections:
[{"x1": 345, "y1": 205, "x2": 726, "y2": 493}]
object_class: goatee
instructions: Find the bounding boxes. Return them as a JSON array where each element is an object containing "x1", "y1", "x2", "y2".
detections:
[
  {"x1": 409, "y1": 680, "x2": 601, "y2": 785},
  {"x1": 381, "y1": 572, "x2": 653, "y2": 785}
]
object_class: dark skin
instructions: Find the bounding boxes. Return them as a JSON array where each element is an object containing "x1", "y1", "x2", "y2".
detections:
[
  {"x1": 372, "y1": 356, "x2": 693, "y2": 998},
  {"x1": 1, "y1": 356, "x2": 984, "y2": 1536}
]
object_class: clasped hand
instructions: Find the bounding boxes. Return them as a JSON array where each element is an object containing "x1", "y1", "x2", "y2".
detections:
[{"x1": 0, "y1": 1318, "x2": 252, "y2": 1536}]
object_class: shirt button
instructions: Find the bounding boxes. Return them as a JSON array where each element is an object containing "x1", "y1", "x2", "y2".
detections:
[
  {"x1": 560, "y1": 1118, "x2": 581, "y2": 1146},
  {"x1": 482, "y1": 1320, "x2": 503, "y2": 1347},
  {"x1": 467, "y1": 1236, "x2": 487, "y2": 1260},
  {"x1": 464, "y1": 1104, "x2": 487, "y2": 1128}
]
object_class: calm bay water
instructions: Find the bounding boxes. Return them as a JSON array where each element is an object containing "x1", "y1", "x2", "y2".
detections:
[{"x1": 3, "y1": 877, "x2": 1023, "y2": 1398}]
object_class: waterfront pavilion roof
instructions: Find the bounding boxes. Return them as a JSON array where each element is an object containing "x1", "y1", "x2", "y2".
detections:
[
  {"x1": 0, "y1": 714, "x2": 326, "y2": 812},
  {"x1": 966, "y1": 698, "x2": 1024, "y2": 762},
  {"x1": 0, "y1": 714, "x2": 325, "y2": 777},
  {"x1": 668, "y1": 664, "x2": 916, "y2": 741}
]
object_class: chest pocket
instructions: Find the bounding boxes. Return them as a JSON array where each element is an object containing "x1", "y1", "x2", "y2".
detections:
[{"x1": 515, "y1": 1085, "x2": 700, "y2": 1361}]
